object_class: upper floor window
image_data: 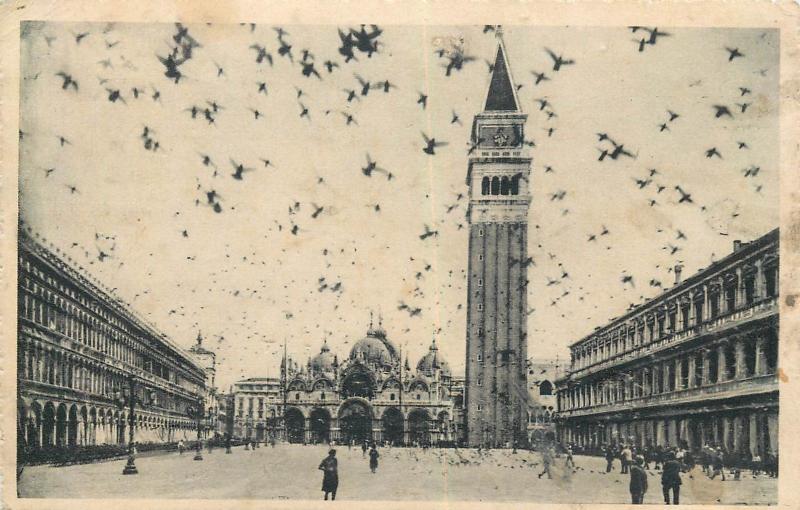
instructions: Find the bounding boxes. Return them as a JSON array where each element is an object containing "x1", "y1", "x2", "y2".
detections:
[
  {"x1": 481, "y1": 177, "x2": 490, "y2": 195},
  {"x1": 725, "y1": 284, "x2": 736, "y2": 311},
  {"x1": 765, "y1": 267, "x2": 777, "y2": 298},
  {"x1": 744, "y1": 276, "x2": 756, "y2": 304}
]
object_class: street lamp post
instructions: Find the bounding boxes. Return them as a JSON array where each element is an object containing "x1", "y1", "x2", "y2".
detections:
[
  {"x1": 186, "y1": 401, "x2": 204, "y2": 461},
  {"x1": 114, "y1": 374, "x2": 149, "y2": 475}
]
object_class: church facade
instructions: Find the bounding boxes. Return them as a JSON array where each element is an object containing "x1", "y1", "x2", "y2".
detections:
[
  {"x1": 279, "y1": 321, "x2": 457, "y2": 446},
  {"x1": 464, "y1": 34, "x2": 532, "y2": 447}
]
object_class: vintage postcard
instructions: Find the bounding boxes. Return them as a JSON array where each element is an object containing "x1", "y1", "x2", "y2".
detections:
[{"x1": 1, "y1": 1, "x2": 798, "y2": 509}]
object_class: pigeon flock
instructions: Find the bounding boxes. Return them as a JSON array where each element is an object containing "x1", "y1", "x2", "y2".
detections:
[{"x1": 19, "y1": 23, "x2": 778, "y2": 390}]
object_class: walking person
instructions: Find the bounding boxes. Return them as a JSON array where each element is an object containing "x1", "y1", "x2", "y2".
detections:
[
  {"x1": 565, "y1": 444, "x2": 575, "y2": 469},
  {"x1": 621, "y1": 444, "x2": 632, "y2": 474},
  {"x1": 369, "y1": 445, "x2": 380, "y2": 473},
  {"x1": 319, "y1": 449, "x2": 339, "y2": 501},
  {"x1": 710, "y1": 449, "x2": 726, "y2": 481},
  {"x1": 361, "y1": 440, "x2": 368, "y2": 458},
  {"x1": 629, "y1": 455, "x2": 648, "y2": 504},
  {"x1": 605, "y1": 445, "x2": 615, "y2": 473},
  {"x1": 661, "y1": 452, "x2": 682, "y2": 505},
  {"x1": 537, "y1": 445, "x2": 553, "y2": 479},
  {"x1": 178, "y1": 439, "x2": 185, "y2": 455}
]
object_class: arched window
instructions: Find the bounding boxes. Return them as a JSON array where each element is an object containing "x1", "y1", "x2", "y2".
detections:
[
  {"x1": 511, "y1": 174, "x2": 520, "y2": 195},
  {"x1": 539, "y1": 380, "x2": 553, "y2": 396},
  {"x1": 481, "y1": 177, "x2": 490, "y2": 195},
  {"x1": 295, "y1": 392, "x2": 300, "y2": 400},
  {"x1": 491, "y1": 177, "x2": 500, "y2": 195},
  {"x1": 501, "y1": 176, "x2": 510, "y2": 195}
]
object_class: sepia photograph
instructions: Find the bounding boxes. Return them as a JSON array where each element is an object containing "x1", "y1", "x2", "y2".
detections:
[{"x1": 3, "y1": 2, "x2": 798, "y2": 507}]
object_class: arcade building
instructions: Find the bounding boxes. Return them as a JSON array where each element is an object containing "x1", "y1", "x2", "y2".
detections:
[
  {"x1": 278, "y1": 319, "x2": 458, "y2": 445},
  {"x1": 555, "y1": 230, "x2": 779, "y2": 461}
]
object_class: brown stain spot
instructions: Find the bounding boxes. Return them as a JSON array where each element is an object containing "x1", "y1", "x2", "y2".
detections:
[
  {"x1": 786, "y1": 294, "x2": 797, "y2": 307},
  {"x1": 752, "y1": 93, "x2": 772, "y2": 118},
  {"x1": 778, "y1": 367, "x2": 789, "y2": 383},
  {"x1": 685, "y1": 467, "x2": 724, "y2": 504},
  {"x1": 431, "y1": 34, "x2": 467, "y2": 58}
]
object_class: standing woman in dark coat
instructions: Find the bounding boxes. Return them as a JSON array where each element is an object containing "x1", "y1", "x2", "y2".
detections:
[
  {"x1": 319, "y1": 449, "x2": 339, "y2": 501},
  {"x1": 369, "y1": 445, "x2": 380, "y2": 473}
]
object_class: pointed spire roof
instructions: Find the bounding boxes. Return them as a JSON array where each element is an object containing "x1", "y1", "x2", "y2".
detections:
[{"x1": 484, "y1": 31, "x2": 520, "y2": 112}]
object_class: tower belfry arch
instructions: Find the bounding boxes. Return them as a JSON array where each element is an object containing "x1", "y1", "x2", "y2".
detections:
[{"x1": 464, "y1": 30, "x2": 532, "y2": 447}]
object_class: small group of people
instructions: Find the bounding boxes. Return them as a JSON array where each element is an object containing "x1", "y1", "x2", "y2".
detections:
[{"x1": 318, "y1": 442, "x2": 381, "y2": 500}]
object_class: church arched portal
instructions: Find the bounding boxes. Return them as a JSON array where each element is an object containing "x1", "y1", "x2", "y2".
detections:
[
  {"x1": 285, "y1": 407, "x2": 305, "y2": 443},
  {"x1": 310, "y1": 408, "x2": 331, "y2": 444},
  {"x1": 408, "y1": 409, "x2": 431, "y2": 446},
  {"x1": 382, "y1": 407, "x2": 404, "y2": 445},
  {"x1": 338, "y1": 400, "x2": 372, "y2": 444}
]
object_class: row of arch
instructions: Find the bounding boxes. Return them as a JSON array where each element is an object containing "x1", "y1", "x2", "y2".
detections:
[
  {"x1": 18, "y1": 399, "x2": 201, "y2": 450},
  {"x1": 281, "y1": 400, "x2": 452, "y2": 445},
  {"x1": 480, "y1": 175, "x2": 522, "y2": 196}
]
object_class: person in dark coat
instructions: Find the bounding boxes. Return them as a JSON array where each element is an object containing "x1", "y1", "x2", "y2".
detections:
[
  {"x1": 605, "y1": 445, "x2": 615, "y2": 472},
  {"x1": 629, "y1": 455, "x2": 648, "y2": 504},
  {"x1": 361, "y1": 440, "x2": 368, "y2": 458},
  {"x1": 661, "y1": 452, "x2": 682, "y2": 505},
  {"x1": 710, "y1": 449, "x2": 726, "y2": 480},
  {"x1": 369, "y1": 446, "x2": 379, "y2": 473},
  {"x1": 319, "y1": 449, "x2": 339, "y2": 501}
]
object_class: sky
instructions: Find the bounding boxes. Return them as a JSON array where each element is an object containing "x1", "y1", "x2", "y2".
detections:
[{"x1": 19, "y1": 22, "x2": 779, "y2": 391}]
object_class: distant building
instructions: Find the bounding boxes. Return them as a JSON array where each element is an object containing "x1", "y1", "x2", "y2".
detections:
[
  {"x1": 555, "y1": 230, "x2": 779, "y2": 462},
  {"x1": 232, "y1": 377, "x2": 283, "y2": 441},
  {"x1": 526, "y1": 358, "x2": 564, "y2": 445},
  {"x1": 17, "y1": 227, "x2": 207, "y2": 450},
  {"x1": 188, "y1": 332, "x2": 218, "y2": 438},
  {"x1": 279, "y1": 318, "x2": 457, "y2": 445},
  {"x1": 216, "y1": 391, "x2": 234, "y2": 437}
]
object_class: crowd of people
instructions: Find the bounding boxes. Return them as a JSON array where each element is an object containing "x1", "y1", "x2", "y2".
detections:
[
  {"x1": 594, "y1": 442, "x2": 778, "y2": 504},
  {"x1": 170, "y1": 434, "x2": 777, "y2": 503}
]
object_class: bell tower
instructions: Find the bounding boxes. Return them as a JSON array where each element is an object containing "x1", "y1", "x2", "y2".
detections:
[{"x1": 464, "y1": 29, "x2": 532, "y2": 447}]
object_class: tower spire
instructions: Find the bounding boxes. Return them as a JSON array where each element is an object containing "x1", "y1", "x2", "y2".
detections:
[{"x1": 484, "y1": 27, "x2": 520, "y2": 112}]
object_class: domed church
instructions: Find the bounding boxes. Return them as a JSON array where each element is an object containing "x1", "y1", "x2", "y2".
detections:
[{"x1": 280, "y1": 318, "x2": 457, "y2": 446}]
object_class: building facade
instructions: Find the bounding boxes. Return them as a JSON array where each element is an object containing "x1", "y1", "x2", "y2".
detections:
[
  {"x1": 555, "y1": 230, "x2": 779, "y2": 462},
  {"x1": 188, "y1": 332, "x2": 219, "y2": 438},
  {"x1": 464, "y1": 33, "x2": 532, "y2": 447},
  {"x1": 17, "y1": 227, "x2": 208, "y2": 451},
  {"x1": 526, "y1": 359, "x2": 561, "y2": 445},
  {"x1": 232, "y1": 377, "x2": 283, "y2": 441},
  {"x1": 279, "y1": 321, "x2": 457, "y2": 445}
]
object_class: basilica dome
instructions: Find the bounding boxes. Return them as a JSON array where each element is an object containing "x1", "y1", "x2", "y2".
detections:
[
  {"x1": 349, "y1": 323, "x2": 399, "y2": 367},
  {"x1": 310, "y1": 339, "x2": 336, "y2": 373},
  {"x1": 416, "y1": 339, "x2": 451, "y2": 378}
]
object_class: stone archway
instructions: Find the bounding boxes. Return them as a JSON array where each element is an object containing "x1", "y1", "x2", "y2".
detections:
[
  {"x1": 67, "y1": 405, "x2": 78, "y2": 447},
  {"x1": 56, "y1": 403, "x2": 68, "y2": 447},
  {"x1": 28, "y1": 401, "x2": 42, "y2": 448},
  {"x1": 338, "y1": 399, "x2": 372, "y2": 445},
  {"x1": 382, "y1": 407, "x2": 404, "y2": 445},
  {"x1": 310, "y1": 408, "x2": 331, "y2": 444},
  {"x1": 408, "y1": 408, "x2": 431, "y2": 446},
  {"x1": 285, "y1": 407, "x2": 305, "y2": 443}
]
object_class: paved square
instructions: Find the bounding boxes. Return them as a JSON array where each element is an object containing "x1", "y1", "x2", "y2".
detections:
[{"x1": 18, "y1": 445, "x2": 777, "y2": 504}]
